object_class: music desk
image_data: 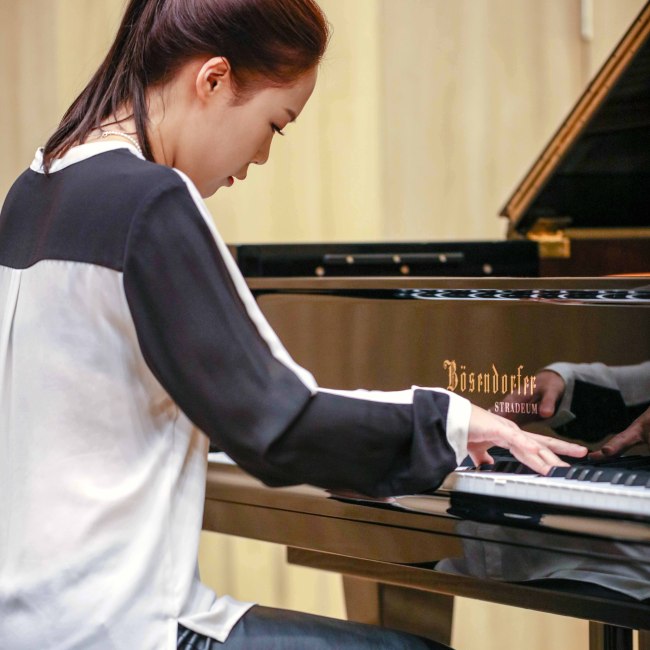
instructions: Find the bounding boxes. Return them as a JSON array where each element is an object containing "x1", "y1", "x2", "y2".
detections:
[{"x1": 204, "y1": 460, "x2": 650, "y2": 650}]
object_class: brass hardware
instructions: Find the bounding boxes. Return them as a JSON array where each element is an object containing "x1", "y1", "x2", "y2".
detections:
[{"x1": 526, "y1": 218, "x2": 572, "y2": 259}]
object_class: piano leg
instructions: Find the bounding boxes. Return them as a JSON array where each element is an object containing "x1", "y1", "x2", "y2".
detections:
[
  {"x1": 589, "y1": 622, "x2": 633, "y2": 650},
  {"x1": 342, "y1": 576, "x2": 454, "y2": 646}
]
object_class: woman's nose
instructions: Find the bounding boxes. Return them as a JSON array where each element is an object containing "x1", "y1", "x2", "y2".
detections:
[{"x1": 251, "y1": 136, "x2": 272, "y2": 166}]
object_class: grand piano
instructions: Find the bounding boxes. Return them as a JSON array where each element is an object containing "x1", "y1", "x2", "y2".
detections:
[{"x1": 204, "y1": 4, "x2": 650, "y2": 650}]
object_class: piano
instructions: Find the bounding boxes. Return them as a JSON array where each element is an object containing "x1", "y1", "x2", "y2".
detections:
[{"x1": 205, "y1": 4, "x2": 650, "y2": 650}]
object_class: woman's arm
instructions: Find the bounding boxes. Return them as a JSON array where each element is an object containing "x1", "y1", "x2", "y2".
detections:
[{"x1": 123, "y1": 176, "x2": 584, "y2": 496}]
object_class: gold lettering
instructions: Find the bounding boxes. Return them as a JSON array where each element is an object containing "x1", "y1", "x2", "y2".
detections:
[
  {"x1": 492, "y1": 401, "x2": 540, "y2": 415},
  {"x1": 444, "y1": 360, "x2": 458, "y2": 392},
  {"x1": 442, "y1": 361, "x2": 537, "y2": 397}
]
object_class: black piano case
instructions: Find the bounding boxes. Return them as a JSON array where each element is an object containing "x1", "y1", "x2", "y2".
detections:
[{"x1": 231, "y1": 240, "x2": 538, "y2": 278}]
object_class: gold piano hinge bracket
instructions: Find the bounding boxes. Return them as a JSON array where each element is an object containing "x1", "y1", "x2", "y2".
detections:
[{"x1": 526, "y1": 218, "x2": 571, "y2": 259}]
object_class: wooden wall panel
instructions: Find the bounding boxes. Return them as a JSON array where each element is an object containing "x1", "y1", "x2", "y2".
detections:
[
  {"x1": 0, "y1": 0, "x2": 57, "y2": 199},
  {"x1": 378, "y1": 0, "x2": 646, "y2": 242},
  {"x1": 205, "y1": 0, "x2": 385, "y2": 244}
]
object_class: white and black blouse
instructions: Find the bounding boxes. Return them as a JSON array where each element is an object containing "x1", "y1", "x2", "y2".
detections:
[{"x1": 0, "y1": 142, "x2": 470, "y2": 649}]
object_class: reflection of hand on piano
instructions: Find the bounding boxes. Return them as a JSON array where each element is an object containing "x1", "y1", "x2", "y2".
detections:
[
  {"x1": 497, "y1": 370, "x2": 566, "y2": 426},
  {"x1": 590, "y1": 405, "x2": 650, "y2": 461},
  {"x1": 467, "y1": 404, "x2": 586, "y2": 476}
]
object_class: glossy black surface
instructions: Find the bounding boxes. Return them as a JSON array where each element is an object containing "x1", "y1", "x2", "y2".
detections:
[
  {"x1": 330, "y1": 459, "x2": 650, "y2": 610},
  {"x1": 244, "y1": 276, "x2": 650, "y2": 624},
  {"x1": 233, "y1": 241, "x2": 539, "y2": 277}
]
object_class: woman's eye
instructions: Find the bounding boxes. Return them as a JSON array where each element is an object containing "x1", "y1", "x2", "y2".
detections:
[{"x1": 271, "y1": 124, "x2": 285, "y2": 136}]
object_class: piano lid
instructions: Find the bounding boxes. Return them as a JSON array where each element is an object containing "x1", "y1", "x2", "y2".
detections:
[{"x1": 501, "y1": 1, "x2": 650, "y2": 237}]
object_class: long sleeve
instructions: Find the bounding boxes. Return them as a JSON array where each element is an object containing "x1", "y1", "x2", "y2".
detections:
[
  {"x1": 123, "y1": 174, "x2": 470, "y2": 496},
  {"x1": 544, "y1": 361, "x2": 650, "y2": 441}
]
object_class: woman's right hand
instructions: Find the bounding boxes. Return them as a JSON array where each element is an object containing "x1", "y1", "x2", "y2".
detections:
[{"x1": 467, "y1": 404, "x2": 587, "y2": 475}]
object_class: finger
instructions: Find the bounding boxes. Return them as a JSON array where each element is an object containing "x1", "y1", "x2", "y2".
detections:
[
  {"x1": 538, "y1": 389, "x2": 561, "y2": 419},
  {"x1": 469, "y1": 448, "x2": 494, "y2": 467},
  {"x1": 504, "y1": 433, "x2": 567, "y2": 475},
  {"x1": 508, "y1": 449, "x2": 553, "y2": 476},
  {"x1": 596, "y1": 427, "x2": 642, "y2": 458},
  {"x1": 526, "y1": 434, "x2": 588, "y2": 458},
  {"x1": 539, "y1": 446, "x2": 568, "y2": 468}
]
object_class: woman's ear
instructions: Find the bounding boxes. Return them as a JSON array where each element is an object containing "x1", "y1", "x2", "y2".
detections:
[{"x1": 195, "y1": 56, "x2": 233, "y2": 102}]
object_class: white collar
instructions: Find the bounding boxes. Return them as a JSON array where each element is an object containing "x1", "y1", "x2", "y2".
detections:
[{"x1": 30, "y1": 141, "x2": 144, "y2": 174}]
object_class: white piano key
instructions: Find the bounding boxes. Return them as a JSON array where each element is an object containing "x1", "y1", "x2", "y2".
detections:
[{"x1": 444, "y1": 471, "x2": 650, "y2": 518}]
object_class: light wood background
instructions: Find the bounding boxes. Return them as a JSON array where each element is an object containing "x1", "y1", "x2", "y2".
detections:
[{"x1": 1, "y1": 1, "x2": 645, "y2": 648}]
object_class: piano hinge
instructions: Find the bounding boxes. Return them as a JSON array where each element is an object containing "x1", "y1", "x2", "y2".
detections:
[{"x1": 525, "y1": 218, "x2": 572, "y2": 259}]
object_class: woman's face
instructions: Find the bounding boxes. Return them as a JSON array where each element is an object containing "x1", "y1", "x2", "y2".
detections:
[{"x1": 160, "y1": 60, "x2": 318, "y2": 197}]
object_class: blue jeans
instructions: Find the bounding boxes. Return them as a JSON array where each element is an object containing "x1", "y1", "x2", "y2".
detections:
[{"x1": 177, "y1": 605, "x2": 451, "y2": 649}]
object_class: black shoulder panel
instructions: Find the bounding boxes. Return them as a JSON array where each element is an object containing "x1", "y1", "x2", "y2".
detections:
[{"x1": 0, "y1": 149, "x2": 182, "y2": 271}]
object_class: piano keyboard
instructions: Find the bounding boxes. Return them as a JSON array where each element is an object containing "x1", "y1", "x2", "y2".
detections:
[{"x1": 441, "y1": 456, "x2": 650, "y2": 520}]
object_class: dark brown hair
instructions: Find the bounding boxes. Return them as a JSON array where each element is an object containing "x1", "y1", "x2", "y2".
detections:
[{"x1": 42, "y1": 0, "x2": 329, "y2": 172}]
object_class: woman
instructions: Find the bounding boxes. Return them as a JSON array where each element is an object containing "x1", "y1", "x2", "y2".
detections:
[{"x1": 0, "y1": 0, "x2": 587, "y2": 648}]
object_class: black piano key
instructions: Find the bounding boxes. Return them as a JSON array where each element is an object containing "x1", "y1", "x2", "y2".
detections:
[
  {"x1": 623, "y1": 471, "x2": 650, "y2": 487},
  {"x1": 494, "y1": 460, "x2": 520, "y2": 473},
  {"x1": 574, "y1": 467, "x2": 597, "y2": 481},
  {"x1": 565, "y1": 466, "x2": 586, "y2": 480},
  {"x1": 589, "y1": 468, "x2": 622, "y2": 482},
  {"x1": 514, "y1": 464, "x2": 536, "y2": 475},
  {"x1": 564, "y1": 465, "x2": 650, "y2": 486},
  {"x1": 610, "y1": 470, "x2": 634, "y2": 485},
  {"x1": 479, "y1": 459, "x2": 537, "y2": 474},
  {"x1": 473, "y1": 454, "x2": 650, "y2": 485}
]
